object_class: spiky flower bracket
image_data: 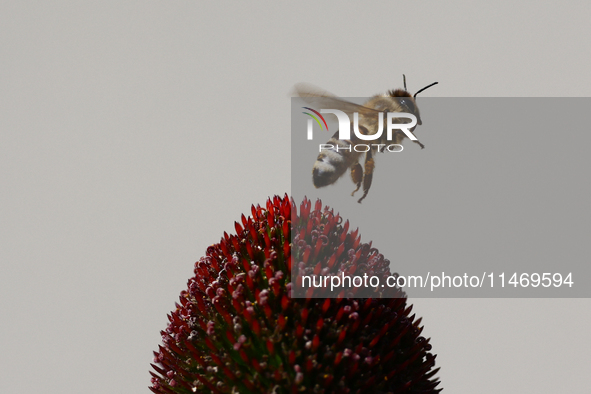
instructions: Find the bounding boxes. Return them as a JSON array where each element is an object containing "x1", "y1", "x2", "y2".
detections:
[{"x1": 150, "y1": 195, "x2": 441, "y2": 394}]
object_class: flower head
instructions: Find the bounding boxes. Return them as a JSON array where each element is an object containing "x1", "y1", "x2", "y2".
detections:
[{"x1": 150, "y1": 195, "x2": 441, "y2": 393}]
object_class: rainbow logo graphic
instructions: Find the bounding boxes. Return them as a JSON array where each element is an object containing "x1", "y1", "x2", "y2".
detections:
[{"x1": 302, "y1": 107, "x2": 328, "y2": 139}]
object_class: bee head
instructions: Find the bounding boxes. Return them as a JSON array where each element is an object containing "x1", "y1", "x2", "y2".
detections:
[
  {"x1": 388, "y1": 88, "x2": 422, "y2": 125},
  {"x1": 389, "y1": 76, "x2": 439, "y2": 126}
]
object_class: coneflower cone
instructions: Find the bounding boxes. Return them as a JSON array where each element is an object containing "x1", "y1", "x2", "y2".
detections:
[{"x1": 150, "y1": 195, "x2": 441, "y2": 394}]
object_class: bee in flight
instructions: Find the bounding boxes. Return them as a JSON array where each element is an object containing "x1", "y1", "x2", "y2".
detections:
[{"x1": 295, "y1": 76, "x2": 438, "y2": 203}]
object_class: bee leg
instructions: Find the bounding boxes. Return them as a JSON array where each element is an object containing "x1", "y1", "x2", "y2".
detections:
[
  {"x1": 357, "y1": 150, "x2": 375, "y2": 204},
  {"x1": 413, "y1": 140, "x2": 425, "y2": 149},
  {"x1": 350, "y1": 162, "x2": 363, "y2": 196}
]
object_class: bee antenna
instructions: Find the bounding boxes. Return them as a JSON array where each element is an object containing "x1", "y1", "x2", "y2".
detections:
[
  {"x1": 403, "y1": 74, "x2": 407, "y2": 91},
  {"x1": 413, "y1": 82, "x2": 439, "y2": 98}
]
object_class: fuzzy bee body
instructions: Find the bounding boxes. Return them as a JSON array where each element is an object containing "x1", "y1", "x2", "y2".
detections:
[{"x1": 296, "y1": 78, "x2": 437, "y2": 203}]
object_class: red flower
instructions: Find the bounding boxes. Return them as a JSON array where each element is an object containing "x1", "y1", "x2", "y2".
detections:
[{"x1": 150, "y1": 195, "x2": 441, "y2": 393}]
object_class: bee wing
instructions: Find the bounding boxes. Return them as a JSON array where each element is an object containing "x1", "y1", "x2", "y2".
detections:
[{"x1": 293, "y1": 83, "x2": 382, "y2": 118}]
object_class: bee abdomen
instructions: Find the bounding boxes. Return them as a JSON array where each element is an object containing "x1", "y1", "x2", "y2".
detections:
[{"x1": 312, "y1": 133, "x2": 360, "y2": 188}]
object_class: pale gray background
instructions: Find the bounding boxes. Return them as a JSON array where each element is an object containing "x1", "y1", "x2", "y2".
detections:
[{"x1": 1, "y1": 1, "x2": 589, "y2": 393}]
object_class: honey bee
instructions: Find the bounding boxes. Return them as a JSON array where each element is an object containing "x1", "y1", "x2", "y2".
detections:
[{"x1": 295, "y1": 76, "x2": 438, "y2": 203}]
